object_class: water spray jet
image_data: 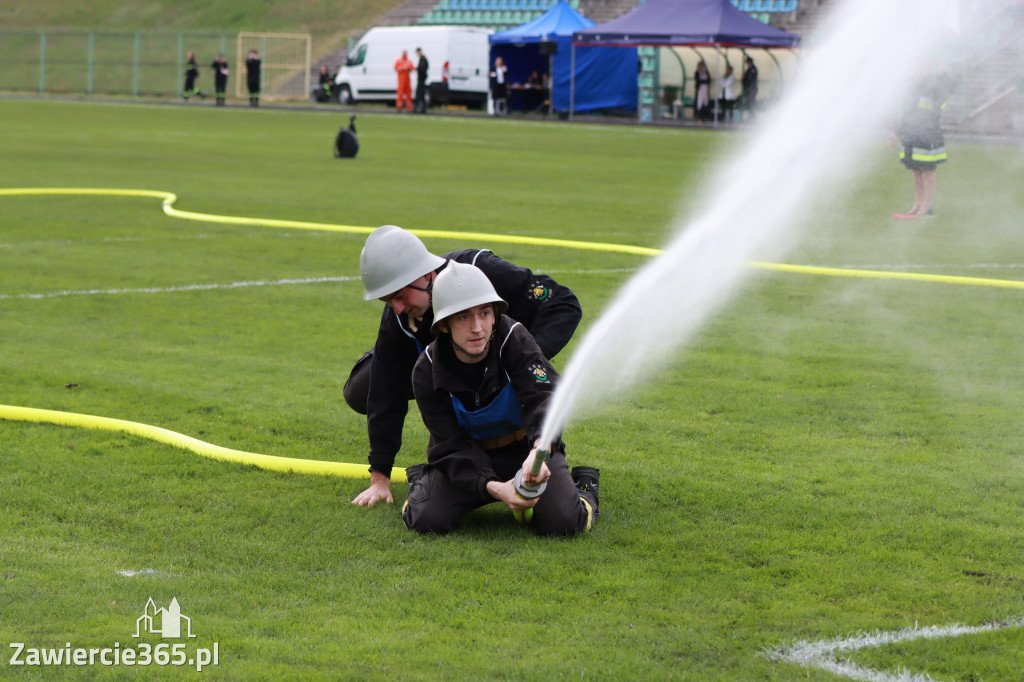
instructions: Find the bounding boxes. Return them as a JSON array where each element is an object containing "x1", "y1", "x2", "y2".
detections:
[{"x1": 537, "y1": 0, "x2": 969, "y2": 449}]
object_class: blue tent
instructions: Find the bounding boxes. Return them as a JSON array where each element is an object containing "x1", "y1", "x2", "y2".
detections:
[{"x1": 489, "y1": 1, "x2": 637, "y2": 113}]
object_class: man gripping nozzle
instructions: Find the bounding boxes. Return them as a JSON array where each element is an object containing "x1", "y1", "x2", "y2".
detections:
[
  {"x1": 345, "y1": 225, "x2": 583, "y2": 508},
  {"x1": 402, "y1": 262, "x2": 599, "y2": 535}
]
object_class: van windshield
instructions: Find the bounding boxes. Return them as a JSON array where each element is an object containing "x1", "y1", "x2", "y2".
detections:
[{"x1": 346, "y1": 44, "x2": 367, "y2": 67}]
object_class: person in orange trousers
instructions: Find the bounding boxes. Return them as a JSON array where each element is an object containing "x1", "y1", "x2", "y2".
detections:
[{"x1": 394, "y1": 50, "x2": 414, "y2": 112}]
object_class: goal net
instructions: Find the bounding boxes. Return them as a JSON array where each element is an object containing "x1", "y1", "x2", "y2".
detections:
[{"x1": 235, "y1": 32, "x2": 311, "y2": 101}]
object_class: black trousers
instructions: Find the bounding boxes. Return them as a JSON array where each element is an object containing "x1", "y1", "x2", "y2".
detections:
[
  {"x1": 414, "y1": 81, "x2": 427, "y2": 112},
  {"x1": 402, "y1": 451, "x2": 595, "y2": 536},
  {"x1": 343, "y1": 349, "x2": 401, "y2": 415}
]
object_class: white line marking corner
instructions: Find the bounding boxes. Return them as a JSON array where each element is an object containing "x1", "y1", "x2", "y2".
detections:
[{"x1": 766, "y1": 616, "x2": 1024, "y2": 682}]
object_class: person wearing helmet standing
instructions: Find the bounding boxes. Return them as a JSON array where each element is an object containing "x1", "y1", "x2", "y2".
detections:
[
  {"x1": 403, "y1": 262, "x2": 598, "y2": 535},
  {"x1": 346, "y1": 225, "x2": 582, "y2": 507}
]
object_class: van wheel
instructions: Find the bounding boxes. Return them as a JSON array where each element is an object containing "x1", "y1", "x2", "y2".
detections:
[{"x1": 338, "y1": 85, "x2": 353, "y2": 105}]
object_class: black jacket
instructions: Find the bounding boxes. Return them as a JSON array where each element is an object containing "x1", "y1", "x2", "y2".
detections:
[
  {"x1": 365, "y1": 249, "x2": 581, "y2": 477},
  {"x1": 246, "y1": 57, "x2": 261, "y2": 91},
  {"x1": 742, "y1": 64, "x2": 758, "y2": 97},
  {"x1": 212, "y1": 59, "x2": 229, "y2": 89},
  {"x1": 896, "y1": 74, "x2": 951, "y2": 147},
  {"x1": 417, "y1": 56, "x2": 429, "y2": 85},
  {"x1": 412, "y1": 315, "x2": 560, "y2": 497}
]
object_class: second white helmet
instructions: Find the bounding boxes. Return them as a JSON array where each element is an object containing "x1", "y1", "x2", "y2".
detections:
[{"x1": 430, "y1": 262, "x2": 508, "y2": 334}]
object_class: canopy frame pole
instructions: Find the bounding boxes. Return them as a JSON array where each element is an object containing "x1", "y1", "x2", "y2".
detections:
[{"x1": 569, "y1": 42, "x2": 576, "y2": 121}]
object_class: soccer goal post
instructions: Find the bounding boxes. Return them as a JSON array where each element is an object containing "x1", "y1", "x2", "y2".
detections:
[{"x1": 236, "y1": 32, "x2": 311, "y2": 101}]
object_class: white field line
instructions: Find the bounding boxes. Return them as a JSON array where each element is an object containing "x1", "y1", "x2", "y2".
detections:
[
  {"x1": 0, "y1": 230, "x2": 343, "y2": 250},
  {"x1": 0, "y1": 234, "x2": 211, "y2": 249},
  {"x1": 0, "y1": 270, "x2": 641, "y2": 301},
  {"x1": 766, "y1": 616, "x2": 1024, "y2": 682},
  {"x1": 0, "y1": 276, "x2": 356, "y2": 300}
]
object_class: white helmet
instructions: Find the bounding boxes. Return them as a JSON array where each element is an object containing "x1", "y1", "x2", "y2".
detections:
[
  {"x1": 360, "y1": 225, "x2": 445, "y2": 301},
  {"x1": 430, "y1": 262, "x2": 508, "y2": 334}
]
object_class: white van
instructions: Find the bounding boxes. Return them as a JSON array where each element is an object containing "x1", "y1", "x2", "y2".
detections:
[{"x1": 335, "y1": 26, "x2": 492, "y2": 108}]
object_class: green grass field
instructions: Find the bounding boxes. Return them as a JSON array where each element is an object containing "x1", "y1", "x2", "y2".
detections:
[{"x1": 2, "y1": 98, "x2": 1023, "y2": 680}]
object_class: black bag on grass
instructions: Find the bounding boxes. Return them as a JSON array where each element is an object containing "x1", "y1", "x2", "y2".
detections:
[{"x1": 334, "y1": 115, "x2": 359, "y2": 158}]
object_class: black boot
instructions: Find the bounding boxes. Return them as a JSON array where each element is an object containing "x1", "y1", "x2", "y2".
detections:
[
  {"x1": 570, "y1": 466, "x2": 600, "y2": 513},
  {"x1": 405, "y1": 463, "x2": 427, "y2": 495}
]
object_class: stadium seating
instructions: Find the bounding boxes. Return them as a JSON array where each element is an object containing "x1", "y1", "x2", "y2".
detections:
[
  {"x1": 731, "y1": 0, "x2": 798, "y2": 13},
  {"x1": 416, "y1": 0, "x2": 572, "y2": 28},
  {"x1": 417, "y1": 0, "x2": 787, "y2": 31}
]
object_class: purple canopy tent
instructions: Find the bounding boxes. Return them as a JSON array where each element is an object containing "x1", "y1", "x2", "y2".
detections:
[{"x1": 568, "y1": 0, "x2": 800, "y2": 119}]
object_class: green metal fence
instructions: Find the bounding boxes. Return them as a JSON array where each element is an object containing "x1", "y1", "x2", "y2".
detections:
[{"x1": 0, "y1": 30, "x2": 234, "y2": 98}]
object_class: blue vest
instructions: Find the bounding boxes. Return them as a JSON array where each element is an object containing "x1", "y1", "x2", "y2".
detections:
[{"x1": 450, "y1": 378, "x2": 524, "y2": 441}]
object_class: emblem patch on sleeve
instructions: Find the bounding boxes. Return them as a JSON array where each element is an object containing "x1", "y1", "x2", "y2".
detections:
[
  {"x1": 528, "y1": 363, "x2": 550, "y2": 383},
  {"x1": 527, "y1": 280, "x2": 550, "y2": 302}
]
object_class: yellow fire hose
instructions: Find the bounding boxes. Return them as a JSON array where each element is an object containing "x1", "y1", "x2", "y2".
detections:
[{"x1": 0, "y1": 404, "x2": 383, "y2": 480}]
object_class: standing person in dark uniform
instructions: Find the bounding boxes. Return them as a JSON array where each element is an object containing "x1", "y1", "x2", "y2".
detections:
[
  {"x1": 694, "y1": 61, "x2": 711, "y2": 122},
  {"x1": 346, "y1": 225, "x2": 583, "y2": 508},
  {"x1": 403, "y1": 262, "x2": 599, "y2": 536},
  {"x1": 183, "y1": 51, "x2": 204, "y2": 101},
  {"x1": 890, "y1": 64, "x2": 951, "y2": 219},
  {"x1": 212, "y1": 54, "x2": 229, "y2": 106},
  {"x1": 245, "y1": 49, "x2": 261, "y2": 107},
  {"x1": 741, "y1": 56, "x2": 758, "y2": 120},
  {"x1": 414, "y1": 47, "x2": 429, "y2": 114}
]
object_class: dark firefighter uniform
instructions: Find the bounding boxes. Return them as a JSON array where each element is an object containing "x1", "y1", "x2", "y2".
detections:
[
  {"x1": 403, "y1": 314, "x2": 596, "y2": 535},
  {"x1": 183, "y1": 58, "x2": 200, "y2": 99},
  {"x1": 344, "y1": 249, "x2": 582, "y2": 482},
  {"x1": 246, "y1": 52, "x2": 261, "y2": 106},
  {"x1": 897, "y1": 74, "x2": 951, "y2": 171},
  {"x1": 212, "y1": 56, "x2": 229, "y2": 105}
]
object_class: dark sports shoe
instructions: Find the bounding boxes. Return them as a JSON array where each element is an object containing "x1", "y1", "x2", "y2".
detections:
[
  {"x1": 405, "y1": 463, "x2": 427, "y2": 494},
  {"x1": 570, "y1": 466, "x2": 600, "y2": 513}
]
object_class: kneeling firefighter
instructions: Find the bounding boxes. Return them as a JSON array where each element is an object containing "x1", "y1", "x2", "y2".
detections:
[{"x1": 402, "y1": 261, "x2": 599, "y2": 536}]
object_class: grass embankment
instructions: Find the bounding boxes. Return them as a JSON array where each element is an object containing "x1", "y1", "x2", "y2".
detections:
[{"x1": 0, "y1": 0, "x2": 405, "y2": 60}]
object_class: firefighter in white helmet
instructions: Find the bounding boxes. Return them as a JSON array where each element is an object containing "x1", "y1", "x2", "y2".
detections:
[{"x1": 403, "y1": 262, "x2": 598, "y2": 534}]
